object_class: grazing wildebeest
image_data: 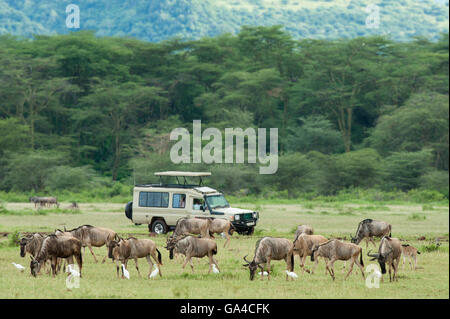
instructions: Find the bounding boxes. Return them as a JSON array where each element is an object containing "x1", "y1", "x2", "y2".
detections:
[
  {"x1": 311, "y1": 239, "x2": 365, "y2": 281},
  {"x1": 367, "y1": 236, "x2": 402, "y2": 282},
  {"x1": 20, "y1": 233, "x2": 55, "y2": 274},
  {"x1": 351, "y1": 219, "x2": 392, "y2": 248},
  {"x1": 30, "y1": 234, "x2": 82, "y2": 277},
  {"x1": 20, "y1": 233, "x2": 45, "y2": 258},
  {"x1": 36, "y1": 197, "x2": 59, "y2": 208},
  {"x1": 166, "y1": 235, "x2": 219, "y2": 274},
  {"x1": 29, "y1": 197, "x2": 41, "y2": 208},
  {"x1": 108, "y1": 237, "x2": 162, "y2": 279},
  {"x1": 294, "y1": 225, "x2": 314, "y2": 239},
  {"x1": 209, "y1": 218, "x2": 235, "y2": 248},
  {"x1": 293, "y1": 233, "x2": 328, "y2": 274},
  {"x1": 173, "y1": 217, "x2": 212, "y2": 239},
  {"x1": 401, "y1": 244, "x2": 421, "y2": 270},
  {"x1": 243, "y1": 237, "x2": 294, "y2": 281},
  {"x1": 64, "y1": 225, "x2": 117, "y2": 263}
]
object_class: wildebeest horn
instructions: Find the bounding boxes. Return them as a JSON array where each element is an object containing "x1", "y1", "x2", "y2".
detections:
[
  {"x1": 367, "y1": 250, "x2": 379, "y2": 258},
  {"x1": 243, "y1": 255, "x2": 251, "y2": 263}
]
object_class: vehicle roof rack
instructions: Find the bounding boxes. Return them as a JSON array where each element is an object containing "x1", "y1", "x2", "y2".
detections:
[{"x1": 153, "y1": 171, "x2": 211, "y2": 186}]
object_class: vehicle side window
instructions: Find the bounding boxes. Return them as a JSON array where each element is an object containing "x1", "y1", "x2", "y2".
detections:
[
  {"x1": 139, "y1": 192, "x2": 169, "y2": 208},
  {"x1": 193, "y1": 198, "x2": 205, "y2": 210},
  {"x1": 172, "y1": 194, "x2": 186, "y2": 208}
]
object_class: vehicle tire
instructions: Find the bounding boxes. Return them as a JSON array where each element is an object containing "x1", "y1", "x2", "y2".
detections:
[
  {"x1": 246, "y1": 227, "x2": 255, "y2": 236},
  {"x1": 151, "y1": 219, "x2": 168, "y2": 235}
]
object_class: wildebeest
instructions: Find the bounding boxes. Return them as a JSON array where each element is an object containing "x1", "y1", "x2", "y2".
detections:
[
  {"x1": 243, "y1": 237, "x2": 294, "y2": 281},
  {"x1": 108, "y1": 237, "x2": 162, "y2": 279},
  {"x1": 20, "y1": 233, "x2": 45, "y2": 258},
  {"x1": 64, "y1": 225, "x2": 117, "y2": 263},
  {"x1": 30, "y1": 234, "x2": 82, "y2": 277},
  {"x1": 209, "y1": 218, "x2": 235, "y2": 248},
  {"x1": 351, "y1": 219, "x2": 392, "y2": 248},
  {"x1": 367, "y1": 236, "x2": 402, "y2": 282},
  {"x1": 166, "y1": 235, "x2": 219, "y2": 274},
  {"x1": 29, "y1": 197, "x2": 41, "y2": 208},
  {"x1": 311, "y1": 239, "x2": 365, "y2": 281},
  {"x1": 401, "y1": 244, "x2": 421, "y2": 270},
  {"x1": 294, "y1": 225, "x2": 314, "y2": 239},
  {"x1": 173, "y1": 217, "x2": 212, "y2": 239},
  {"x1": 293, "y1": 233, "x2": 328, "y2": 274}
]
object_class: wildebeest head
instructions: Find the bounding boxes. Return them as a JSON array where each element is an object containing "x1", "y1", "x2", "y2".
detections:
[
  {"x1": 367, "y1": 248, "x2": 392, "y2": 274},
  {"x1": 351, "y1": 219, "x2": 373, "y2": 244},
  {"x1": 19, "y1": 237, "x2": 30, "y2": 257},
  {"x1": 29, "y1": 256, "x2": 41, "y2": 277},
  {"x1": 242, "y1": 255, "x2": 260, "y2": 281},
  {"x1": 310, "y1": 245, "x2": 319, "y2": 262},
  {"x1": 165, "y1": 235, "x2": 178, "y2": 259},
  {"x1": 108, "y1": 239, "x2": 121, "y2": 259}
]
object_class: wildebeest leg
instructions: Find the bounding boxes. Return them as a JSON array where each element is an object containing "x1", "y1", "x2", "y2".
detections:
[
  {"x1": 207, "y1": 253, "x2": 215, "y2": 274},
  {"x1": 344, "y1": 258, "x2": 355, "y2": 280},
  {"x1": 73, "y1": 253, "x2": 82, "y2": 278},
  {"x1": 310, "y1": 257, "x2": 319, "y2": 275},
  {"x1": 388, "y1": 263, "x2": 392, "y2": 282},
  {"x1": 102, "y1": 246, "x2": 109, "y2": 264},
  {"x1": 300, "y1": 255, "x2": 307, "y2": 274},
  {"x1": 259, "y1": 264, "x2": 265, "y2": 281},
  {"x1": 224, "y1": 233, "x2": 230, "y2": 248},
  {"x1": 145, "y1": 255, "x2": 154, "y2": 278},
  {"x1": 51, "y1": 256, "x2": 57, "y2": 277},
  {"x1": 412, "y1": 255, "x2": 417, "y2": 270},
  {"x1": 87, "y1": 244, "x2": 98, "y2": 263},
  {"x1": 134, "y1": 258, "x2": 141, "y2": 277},
  {"x1": 266, "y1": 257, "x2": 272, "y2": 280},
  {"x1": 115, "y1": 260, "x2": 121, "y2": 278},
  {"x1": 326, "y1": 258, "x2": 336, "y2": 280},
  {"x1": 212, "y1": 256, "x2": 220, "y2": 272},
  {"x1": 394, "y1": 258, "x2": 400, "y2": 280}
]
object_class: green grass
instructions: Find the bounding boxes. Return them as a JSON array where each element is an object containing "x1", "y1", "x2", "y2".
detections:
[{"x1": 0, "y1": 201, "x2": 448, "y2": 299}]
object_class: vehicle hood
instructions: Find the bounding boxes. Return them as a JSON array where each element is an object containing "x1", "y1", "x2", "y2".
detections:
[{"x1": 212, "y1": 207, "x2": 254, "y2": 215}]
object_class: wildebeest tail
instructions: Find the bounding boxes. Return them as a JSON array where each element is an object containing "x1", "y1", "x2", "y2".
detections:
[
  {"x1": 291, "y1": 253, "x2": 294, "y2": 272},
  {"x1": 156, "y1": 248, "x2": 163, "y2": 265},
  {"x1": 417, "y1": 251, "x2": 421, "y2": 254},
  {"x1": 360, "y1": 249, "x2": 364, "y2": 267},
  {"x1": 212, "y1": 247, "x2": 217, "y2": 255}
]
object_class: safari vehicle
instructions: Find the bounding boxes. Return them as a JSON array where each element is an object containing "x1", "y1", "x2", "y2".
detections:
[{"x1": 124, "y1": 171, "x2": 259, "y2": 235}]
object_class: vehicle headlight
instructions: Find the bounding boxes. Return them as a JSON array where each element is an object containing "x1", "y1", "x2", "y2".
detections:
[{"x1": 234, "y1": 214, "x2": 240, "y2": 221}]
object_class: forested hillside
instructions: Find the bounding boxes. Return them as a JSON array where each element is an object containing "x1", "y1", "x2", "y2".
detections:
[
  {"x1": 0, "y1": 0, "x2": 448, "y2": 42},
  {"x1": 0, "y1": 27, "x2": 448, "y2": 200}
]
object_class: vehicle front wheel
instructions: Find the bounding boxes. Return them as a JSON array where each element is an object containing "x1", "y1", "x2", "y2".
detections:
[
  {"x1": 150, "y1": 219, "x2": 168, "y2": 235},
  {"x1": 246, "y1": 227, "x2": 255, "y2": 236}
]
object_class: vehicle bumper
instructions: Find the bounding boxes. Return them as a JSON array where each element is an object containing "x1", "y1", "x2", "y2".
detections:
[{"x1": 232, "y1": 219, "x2": 258, "y2": 232}]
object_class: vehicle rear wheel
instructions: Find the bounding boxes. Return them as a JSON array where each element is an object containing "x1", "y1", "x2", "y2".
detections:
[{"x1": 150, "y1": 219, "x2": 168, "y2": 235}]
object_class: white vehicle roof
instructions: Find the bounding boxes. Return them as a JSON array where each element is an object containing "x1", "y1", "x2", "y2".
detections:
[
  {"x1": 154, "y1": 171, "x2": 211, "y2": 177},
  {"x1": 194, "y1": 186, "x2": 219, "y2": 194}
]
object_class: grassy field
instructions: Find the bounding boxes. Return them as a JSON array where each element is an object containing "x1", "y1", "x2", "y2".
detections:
[{"x1": 0, "y1": 201, "x2": 448, "y2": 299}]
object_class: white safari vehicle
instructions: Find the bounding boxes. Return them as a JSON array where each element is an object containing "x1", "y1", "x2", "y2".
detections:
[{"x1": 124, "y1": 171, "x2": 259, "y2": 235}]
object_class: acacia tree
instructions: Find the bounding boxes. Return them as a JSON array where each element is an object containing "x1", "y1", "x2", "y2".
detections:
[
  {"x1": 78, "y1": 82, "x2": 168, "y2": 180},
  {"x1": 292, "y1": 37, "x2": 392, "y2": 152}
]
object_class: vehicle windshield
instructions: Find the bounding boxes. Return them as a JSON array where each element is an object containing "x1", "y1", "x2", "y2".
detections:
[{"x1": 206, "y1": 195, "x2": 230, "y2": 209}]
